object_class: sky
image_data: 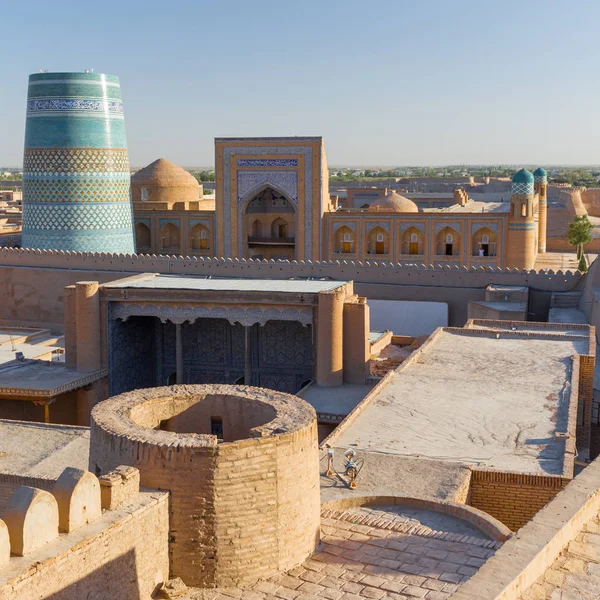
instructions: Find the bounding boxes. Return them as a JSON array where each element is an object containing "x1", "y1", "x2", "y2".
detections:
[{"x1": 1, "y1": 0, "x2": 600, "y2": 167}]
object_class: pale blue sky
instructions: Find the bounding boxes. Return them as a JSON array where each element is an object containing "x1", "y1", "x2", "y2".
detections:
[{"x1": 2, "y1": 0, "x2": 599, "y2": 166}]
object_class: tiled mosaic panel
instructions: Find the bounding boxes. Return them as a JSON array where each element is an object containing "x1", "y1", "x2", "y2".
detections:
[
  {"x1": 24, "y1": 148, "x2": 130, "y2": 173},
  {"x1": 511, "y1": 182, "x2": 534, "y2": 195}
]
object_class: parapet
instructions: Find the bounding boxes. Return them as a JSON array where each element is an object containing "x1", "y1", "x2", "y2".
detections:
[
  {"x1": 0, "y1": 464, "x2": 169, "y2": 600},
  {"x1": 0, "y1": 465, "x2": 132, "y2": 558},
  {"x1": 90, "y1": 384, "x2": 321, "y2": 588}
]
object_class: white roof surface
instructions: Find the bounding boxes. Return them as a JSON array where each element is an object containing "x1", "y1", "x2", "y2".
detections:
[
  {"x1": 333, "y1": 329, "x2": 586, "y2": 475},
  {"x1": 105, "y1": 275, "x2": 346, "y2": 294}
]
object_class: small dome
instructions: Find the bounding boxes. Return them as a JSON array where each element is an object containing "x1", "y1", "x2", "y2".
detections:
[
  {"x1": 368, "y1": 191, "x2": 419, "y2": 213},
  {"x1": 512, "y1": 169, "x2": 534, "y2": 184},
  {"x1": 533, "y1": 167, "x2": 547, "y2": 177},
  {"x1": 132, "y1": 158, "x2": 198, "y2": 189}
]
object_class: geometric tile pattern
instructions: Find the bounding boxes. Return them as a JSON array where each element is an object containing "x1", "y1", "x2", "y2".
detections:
[
  {"x1": 237, "y1": 170, "x2": 298, "y2": 204},
  {"x1": 22, "y1": 71, "x2": 135, "y2": 253},
  {"x1": 23, "y1": 202, "x2": 133, "y2": 230},
  {"x1": 23, "y1": 175, "x2": 130, "y2": 203},
  {"x1": 24, "y1": 148, "x2": 130, "y2": 174},
  {"x1": 533, "y1": 174, "x2": 547, "y2": 183},
  {"x1": 511, "y1": 181, "x2": 534, "y2": 195},
  {"x1": 237, "y1": 159, "x2": 299, "y2": 167}
]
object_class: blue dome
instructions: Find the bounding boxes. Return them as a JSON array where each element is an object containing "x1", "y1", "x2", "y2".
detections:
[
  {"x1": 512, "y1": 169, "x2": 534, "y2": 184},
  {"x1": 533, "y1": 167, "x2": 547, "y2": 177}
]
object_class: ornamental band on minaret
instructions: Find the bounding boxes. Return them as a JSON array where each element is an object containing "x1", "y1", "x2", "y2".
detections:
[{"x1": 21, "y1": 72, "x2": 135, "y2": 253}]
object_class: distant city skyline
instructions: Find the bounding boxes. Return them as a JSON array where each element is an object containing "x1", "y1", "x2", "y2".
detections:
[{"x1": 2, "y1": 0, "x2": 599, "y2": 167}]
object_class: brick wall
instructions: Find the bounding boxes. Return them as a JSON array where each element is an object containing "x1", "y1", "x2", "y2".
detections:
[
  {"x1": 90, "y1": 385, "x2": 320, "y2": 588},
  {"x1": 469, "y1": 470, "x2": 567, "y2": 531},
  {"x1": 0, "y1": 491, "x2": 169, "y2": 600}
]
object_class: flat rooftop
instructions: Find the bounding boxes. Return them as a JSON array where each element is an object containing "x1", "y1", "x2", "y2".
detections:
[
  {"x1": 0, "y1": 420, "x2": 89, "y2": 478},
  {"x1": 331, "y1": 327, "x2": 587, "y2": 475},
  {"x1": 422, "y1": 201, "x2": 509, "y2": 214},
  {"x1": 0, "y1": 361, "x2": 105, "y2": 398},
  {"x1": 298, "y1": 382, "x2": 374, "y2": 417},
  {"x1": 104, "y1": 274, "x2": 347, "y2": 294}
]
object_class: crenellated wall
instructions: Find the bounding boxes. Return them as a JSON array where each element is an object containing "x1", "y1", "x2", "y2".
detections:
[
  {"x1": 0, "y1": 247, "x2": 584, "y2": 329},
  {"x1": 0, "y1": 465, "x2": 169, "y2": 600}
]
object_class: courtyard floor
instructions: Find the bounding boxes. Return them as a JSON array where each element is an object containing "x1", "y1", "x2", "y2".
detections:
[{"x1": 179, "y1": 506, "x2": 500, "y2": 600}]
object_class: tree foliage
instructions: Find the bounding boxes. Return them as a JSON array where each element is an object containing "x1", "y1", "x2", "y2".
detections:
[{"x1": 567, "y1": 215, "x2": 593, "y2": 249}]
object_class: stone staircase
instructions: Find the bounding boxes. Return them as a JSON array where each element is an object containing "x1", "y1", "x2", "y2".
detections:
[{"x1": 550, "y1": 291, "x2": 583, "y2": 309}]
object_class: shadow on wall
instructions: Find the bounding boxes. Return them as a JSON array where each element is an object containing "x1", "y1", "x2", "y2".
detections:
[{"x1": 50, "y1": 549, "x2": 145, "y2": 600}]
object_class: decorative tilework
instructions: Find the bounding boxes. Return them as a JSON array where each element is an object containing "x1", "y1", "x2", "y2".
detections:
[
  {"x1": 23, "y1": 175, "x2": 130, "y2": 203},
  {"x1": 332, "y1": 221, "x2": 356, "y2": 233},
  {"x1": 366, "y1": 222, "x2": 390, "y2": 234},
  {"x1": 511, "y1": 182, "x2": 534, "y2": 195},
  {"x1": 188, "y1": 218, "x2": 211, "y2": 228},
  {"x1": 471, "y1": 222, "x2": 499, "y2": 235},
  {"x1": 22, "y1": 73, "x2": 135, "y2": 253},
  {"x1": 400, "y1": 222, "x2": 425, "y2": 233},
  {"x1": 221, "y1": 145, "x2": 314, "y2": 258},
  {"x1": 435, "y1": 222, "x2": 462, "y2": 234},
  {"x1": 533, "y1": 174, "x2": 548, "y2": 183},
  {"x1": 29, "y1": 78, "x2": 121, "y2": 88},
  {"x1": 23, "y1": 202, "x2": 133, "y2": 230},
  {"x1": 237, "y1": 159, "x2": 298, "y2": 167},
  {"x1": 158, "y1": 218, "x2": 181, "y2": 229},
  {"x1": 237, "y1": 171, "x2": 298, "y2": 205},
  {"x1": 24, "y1": 148, "x2": 129, "y2": 173},
  {"x1": 27, "y1": 98, "x2": 124, "y2": 118}
]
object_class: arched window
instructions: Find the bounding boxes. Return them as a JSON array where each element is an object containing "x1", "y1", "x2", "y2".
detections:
[
  {"x1": 161, "y1": 222, "x2": 180, "y2": 250},
  {"x1": 343, "y1": 233, "x2": 351, "y2": 242},
  {"x1": 135, "y1": 222, "x2": 151, "y2": 249},
  {"x1": 410, "y1": 233, "x2": 418, "y2": 243},
  {"x1": 446, "y1": 234, "x2": 453, "y2": 244},
  {"x1": 376, "y1": 233, "x2": 384, "y2": 242},
  {"x1": 482, "y1": 234, "x2": 489, "y2": 244},
  {"x1": 141, "y1": 187, "x2": 149, "y2": 201},
  {"x1": 190, "y1": 223, "x2": 209, "y2": 251},
  {"x1": 251, "y1": 219, "x2": 262, "y2": 237},
  {"x1": 521, "y1": 203, "x2": 527, "y2": 217}
]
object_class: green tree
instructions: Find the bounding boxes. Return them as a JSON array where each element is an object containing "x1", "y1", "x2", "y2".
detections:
[{"x1": 567, "y1": 215, "x2": 594, "y2": 271}]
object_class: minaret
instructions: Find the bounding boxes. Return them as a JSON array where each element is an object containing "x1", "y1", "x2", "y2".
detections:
[
  {"x1": 533, "y1": 167, "x2": 548, "y2": 253},
  {"x1": 21, "y1": 72, "x2": 135, "y2": 253},
  {"x1": 506, "y1": 169, "x2": 536, "y2": 270}
]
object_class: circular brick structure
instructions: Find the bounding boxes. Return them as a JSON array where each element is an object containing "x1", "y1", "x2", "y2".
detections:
[{"x1": 89, "y1": 384, "x2": 320, "y2": 587}]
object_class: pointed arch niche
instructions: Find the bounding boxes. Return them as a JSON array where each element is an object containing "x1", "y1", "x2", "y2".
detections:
[{"x1": 243, "y1": 185, "x2": 296, "y2": 260}]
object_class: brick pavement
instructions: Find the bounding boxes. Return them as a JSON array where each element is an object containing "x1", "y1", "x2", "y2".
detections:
[
  {"x1": 520, "y1": 514, "x2": 600, "y2": 600},
  {"x1": 180, "y1": 507, "x2": 498, "y2": 600}
]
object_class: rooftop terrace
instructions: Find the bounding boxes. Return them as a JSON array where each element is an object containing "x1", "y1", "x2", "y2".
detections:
[{"x1": 330, "y1": 326, "x2": 589, "y2": 476}]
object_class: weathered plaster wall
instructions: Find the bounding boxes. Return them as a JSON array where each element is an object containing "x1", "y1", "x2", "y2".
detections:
[{"x1": 0, "y1": 249, "x2": 584, "y2": 329}]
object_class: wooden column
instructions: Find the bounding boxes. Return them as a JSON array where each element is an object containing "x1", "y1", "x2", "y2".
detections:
[
  {"x1": 244, "y1": 326, "x2": 253, "y2": 385},
  {"x1": 175, "y1": 323, "x2": 184, "y2": 384}
]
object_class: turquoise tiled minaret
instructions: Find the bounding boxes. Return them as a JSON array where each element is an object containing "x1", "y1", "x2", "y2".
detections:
[{"x1": 21, "y1": 72, "x2": 135, "y2": 253}]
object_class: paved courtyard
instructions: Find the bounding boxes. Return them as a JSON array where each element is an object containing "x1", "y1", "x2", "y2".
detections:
[
  {"x1": 520, "y1": 513, "x2": 600, "y2": 600},
  {"x1": 180, "y1": 506, "x2": 500, "y2": 599}
]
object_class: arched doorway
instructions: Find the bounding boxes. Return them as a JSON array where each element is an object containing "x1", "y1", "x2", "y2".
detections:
[
  {"x1": 159, "y1": 222, "x2": 180, "y2": 253},
  {"x1": 135, "y1": 222, "x2": 151, "y2": 251},
  {"x1": 244, "y1": 186, "x2": 296, "y2": 260}
]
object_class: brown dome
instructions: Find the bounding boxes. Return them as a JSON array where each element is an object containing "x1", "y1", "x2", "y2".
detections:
[
  {"x1": 132, "y1": 158, "x2": 198, "y2": 188},
  {"x1": 131, "y1": 158, "x2": 199, "y2": 203},
  {"x1": 368, "y1": 191, "x2": 419, "y2": 213}
]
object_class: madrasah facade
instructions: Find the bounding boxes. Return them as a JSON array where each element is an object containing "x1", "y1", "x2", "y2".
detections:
[{"x1": 131, "y1": 137, "x2": 547, "y2": 271}]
